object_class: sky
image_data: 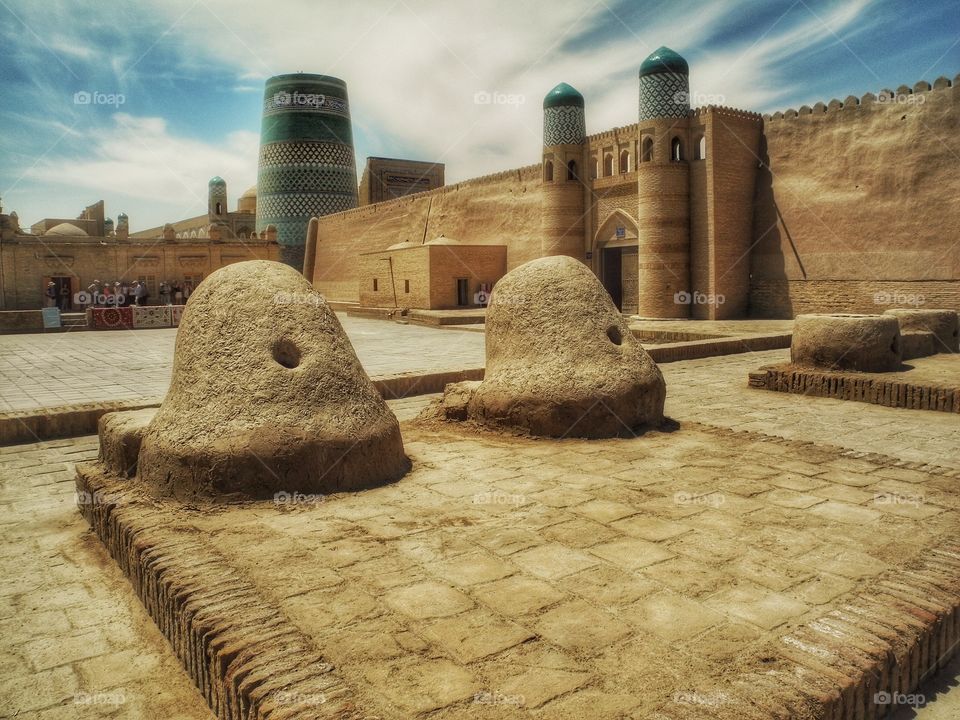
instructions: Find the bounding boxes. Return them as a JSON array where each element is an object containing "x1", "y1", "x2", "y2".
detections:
[{"x1": 1, "y1": 0, "x2": 957, "y2": 232}]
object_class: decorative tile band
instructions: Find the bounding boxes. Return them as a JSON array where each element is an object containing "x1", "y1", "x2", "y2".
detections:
[
  {"x1": 258, "y1": 141, "x2": 355, "y2": 168},
  {"x1": 543, "y1": 105, "x2": 585, "y2": 146},
  {"x1": 639, "y1": 72, "x2": 690, "y2": 121},
  {"x1": 263, "y1": 92, "x2": 349, "y2": 117}
]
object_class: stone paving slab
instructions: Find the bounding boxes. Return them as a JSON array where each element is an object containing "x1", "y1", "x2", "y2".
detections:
[
  {"x1": 5, "y1": 336, "x2": 960, "y2": 717},
  {"x1": 665, "y1": 350, "x2": 960, "y2": 469},
  {"x1": 0, "y1": 436, "x2": 215, "y2": 720},
  {"x1": 0, "y1": 314, "x2": 486, "y2": 413},
  {"x1": 75, "y1": 417, "x2": 960, "y2": 719}
]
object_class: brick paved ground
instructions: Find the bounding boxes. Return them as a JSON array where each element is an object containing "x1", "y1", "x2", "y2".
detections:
[
  {"x1": 3, "y1": 319, "x2": 960, "y2": 717},
  {"x1": 0, "y1": 436, "x2": 215, "y2": 719},
  {"x1": 76, "y1": 417, "x2": 960, "y2": 718},
  {"x1": 0, "y1": 316, "x2": 485, "y2": 412},
  {"x1": 664, "y1": 349, "x2": 960, "y2": 469},
  {"x1": 0, "y1": 396, "x2": 432, "y2": 719}
]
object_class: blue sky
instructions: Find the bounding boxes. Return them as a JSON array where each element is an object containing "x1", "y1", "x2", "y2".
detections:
[{"x1": 1, "y1": 0, "x2": 957, "y2": 231}]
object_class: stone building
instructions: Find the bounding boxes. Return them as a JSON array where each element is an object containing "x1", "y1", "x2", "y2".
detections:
[
  {"x1": 358, "y1": 235, "x2": 506, "y2": 309},
  {"x1": 539, "y1": 47, "x2": 761, "y2": 318},
  {"x1": 307, "y1": 47, "x2": 959, "y2": 318},
  {"x1": 358, "y1": 157, "x2": 445, "y2": 206},
  {"x1": 0, "y1": 183, "x2": 278, "y2": 310},
  {"x1": 131, "y1": 177, "x2": 257, "y2": 241}
]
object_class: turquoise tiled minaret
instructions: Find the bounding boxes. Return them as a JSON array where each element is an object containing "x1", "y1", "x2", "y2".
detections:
[
  {"x1": 543, "y1": 82, "x2": 586, "y2": 146},
  {"x1": 638, "y1": 46, "x2": 690, "y2": 121},
  {"x1": 255, "y1": 73, "x2": 359, "y2": 270},
  {"x1": 541, "y1": 82, "x2": 587, "y2": 260}
]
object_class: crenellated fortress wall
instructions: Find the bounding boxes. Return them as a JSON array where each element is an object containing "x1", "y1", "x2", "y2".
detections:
[
  {"x1": 311, "y1": 73, "x2": 959, "y2": 315},
  {"x1": 751, "y1": 74, "x2": 959, "y2": 316}
]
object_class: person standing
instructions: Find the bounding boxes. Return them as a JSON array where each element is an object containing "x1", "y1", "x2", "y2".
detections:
[
  {"x1": 44, "y1": 282, "x2": 57, "y2": 308},
  {"x1": 58, "y1": 283, "x2": 70, "y2": 311},
  {"x1": 159, "y1": 281, "x2": 170, "y2": 306},
  {"x1": 87, "y1": 280, "x2": 100, "y2": 309},
  {"x1": 173, "y1": 281, "x2": 183, "y2": 305}
]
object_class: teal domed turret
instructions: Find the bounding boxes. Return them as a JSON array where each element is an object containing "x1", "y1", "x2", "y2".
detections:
[
  {"x1": 208, "y1": 176, "x2": 226, "y2": 187},
  {"x1": 639, "y1": 46, "x2": 689, "y2": 78},
  {"x1": 542, "y1": 82, "x2": 586, "y2": 146},
  {"x1": 543, "y1": 82, "x2": 584, "y2": 110},
  {"x1": 638, "y1": 46, "x2": 690, "y2": 121}
]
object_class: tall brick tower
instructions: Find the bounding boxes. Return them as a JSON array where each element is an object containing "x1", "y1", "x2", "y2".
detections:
[
  {"x1": 540, "y1": 82, "x2": 587, "y2": 260},
  {"x1": 256, "y1": 73, "x2": 359, "y2": 270},
  {"x1": 636, "y1": 47, "x2": 691, "y2": 318}
]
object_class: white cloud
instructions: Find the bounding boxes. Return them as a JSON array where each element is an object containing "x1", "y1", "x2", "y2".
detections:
[
  {"x1": 21, "y1": 113, "x2": 259, "y2": 230},
  {"x1": 2, "y1": 0, "x2": 879, "y2": 228}
]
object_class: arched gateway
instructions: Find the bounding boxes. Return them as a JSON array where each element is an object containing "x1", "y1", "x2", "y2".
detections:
[{"x1": 593, "y1": 209, "x2": 639, "y2": 313}]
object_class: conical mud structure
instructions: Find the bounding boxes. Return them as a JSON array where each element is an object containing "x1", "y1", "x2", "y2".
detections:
[
  {"x1": 134, "y1": 260, "x2": 408, "y2": 499},
  {"x1": 437, "y1": 256, "x2": 666, "y2": 437}
]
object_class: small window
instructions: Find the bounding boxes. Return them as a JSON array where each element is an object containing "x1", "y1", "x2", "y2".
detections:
[
  {"x1": 671, "y1": 137, "x2": 683, "y2": 162},
  {"x1": 641, "y1": 137, "x2": 653, "y2": 162},
  {"x1": 591, "y1": 159, "x2": 599, "y2": 179},
  {"x1": 373, "y1": 278, "x2": 378, "y2": 291},
  {"x1": 404, "y1": 279, "x2": 410, "y2": 293},
  {"x1": 215, "y1": 202, "x2": 222, "y2": 215},
  {"x1": 619, "y1": 150, "x2": 629, "y2": 173},
  {"x1": 456, "y1": 278, "x2": 468, "y2": 306},
  {"x1": 603, "y1": 154, "x2": 613, "y2": 176},
  {"x1": 544, "y1": 160, "x2": 554, "y2": 182},
  {"x1": 694, "y1": 135, "x2": 706, "y2": 160},
  {"x1": 567, "y1": 160, "x2": 577, "y2": 181}
]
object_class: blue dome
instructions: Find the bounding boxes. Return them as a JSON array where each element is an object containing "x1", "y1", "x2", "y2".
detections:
[
  {"x1": 118, "y1": 212, "x2": 128, "y2": 219},
  {"x1": 208, "y1": 176, "x2": 226, "y2": 187},
  {"x1": 543, "y1": 82, "x2": 584, "y2": 109},
  {"x1": 639, "y1": 46, "x2": 688, "y2": 77}
]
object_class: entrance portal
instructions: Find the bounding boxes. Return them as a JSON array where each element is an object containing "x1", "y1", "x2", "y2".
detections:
[
  {"x1": 594, "y1": 210, "x2": 639, "y2": 315},
  {"x1": 601, "y1": 247, "x2": 623, "y2": 310}
]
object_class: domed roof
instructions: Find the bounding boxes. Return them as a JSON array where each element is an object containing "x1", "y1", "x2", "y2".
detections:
[
  {"x1": 240, "y1": 185, "x2": 257, "y2": 198},
  {"x1": 117, "y1": 212, "x2": 128, "y2": 219},
  {"x1": 639, "y1": 46, "x2": 688, "y2": 77},
  {"x1": 208, "y1": 176, "x2": 226, "y2": 187},
  {"x1": 424, "y1": 235, "x2": 459, "y2": 245},
  {"x1": 543, "y1": 82, "x2": 584, "y2": 110},
  {"x1": 46, "y1": 222, "x2": 88, "y2": 236},
  {"x1": 387, "y1": 241, "x2": 418, "y2": 250},
  {"x1": 104, "y1": 217, "x2": 114, "y2": 225}
]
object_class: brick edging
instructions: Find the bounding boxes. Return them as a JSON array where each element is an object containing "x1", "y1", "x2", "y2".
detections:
[
  {"x1": 749, "y1": 365, "x2": 960, "y2": 414},
  {"x1": 76, "y1": 464, "x2": 363, "y2": 719},
  {"x1": 683, "y1": 540, "x2": 960, "y2": 720},
  {"x1": 0, "y1": 399, "x2": 161, "y2": 447},
  {"x1": 647, "y1": 334, "x2": 791, "y2": 363}
]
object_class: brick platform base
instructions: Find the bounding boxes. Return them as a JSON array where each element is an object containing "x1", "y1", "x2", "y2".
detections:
[
  {"x1": 77, "y1": 421, "x2": 960, "y2": 719},
  {"x1": 749, "y1": 364, "x2": 960, "y2": 414}
]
